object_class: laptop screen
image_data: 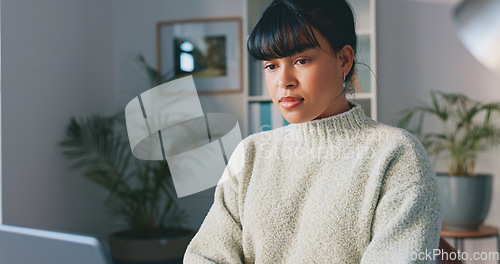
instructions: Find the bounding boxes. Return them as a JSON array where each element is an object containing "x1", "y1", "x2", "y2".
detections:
[{"x1": 0, "y1": 224, "x2": 111, "y2": 264}]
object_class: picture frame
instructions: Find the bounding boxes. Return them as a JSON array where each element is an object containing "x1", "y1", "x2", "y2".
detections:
[{"x1": 157, "y1": 17, "x2": 242, "y2": 94}]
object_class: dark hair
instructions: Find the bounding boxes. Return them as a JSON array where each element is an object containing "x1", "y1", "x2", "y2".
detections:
[{"x1": 247, "y1": 0, "x2": 357, "y2": 90}]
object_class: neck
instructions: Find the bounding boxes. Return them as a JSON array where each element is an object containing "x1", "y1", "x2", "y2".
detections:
[{"x1": 313, "y1": 96, "x2": 351, "y2": 121}]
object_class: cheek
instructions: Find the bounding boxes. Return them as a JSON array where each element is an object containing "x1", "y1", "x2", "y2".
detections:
[
  {"x1": 307, "y1": 68, "x2": 341, "y2": 99},
  {"x1": 301, "y1": 69, "x2": 329, "y2": 94},
  {"x1": 315, "y1": 66, "x2": 341, "y2": 90},
  {"x1": 264, "y1": 73, "x2": 277, "y2": 96}
]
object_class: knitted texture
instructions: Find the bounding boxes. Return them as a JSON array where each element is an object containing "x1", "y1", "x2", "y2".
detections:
[{"x1": 184, "y1": 102, "x2": 442, "y2": 263}]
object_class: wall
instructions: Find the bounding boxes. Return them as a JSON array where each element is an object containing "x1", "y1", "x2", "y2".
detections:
[
  {"x1": 0, "y1": 1, "x2": 2, "y2": 224},
  {"x1": 1, "y1": 0, "x2": 246, "y2": 236},
  {"x1": 1, "y1": 0, "x2": 115, "y2": 236},
  {"x1": 112, "y1": 0, "x2": 245, "y2": 119},
  {"x1": 112, "y1": 0, "x2": 245, "y2": 231},
  {"x1": 377, "y1": 0, "x2": 500, "y2": 262}
]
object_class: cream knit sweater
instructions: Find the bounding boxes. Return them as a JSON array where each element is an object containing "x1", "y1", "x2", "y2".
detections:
[{"x1": 184, "y1": 103, "x2": 442, "y2": 263}]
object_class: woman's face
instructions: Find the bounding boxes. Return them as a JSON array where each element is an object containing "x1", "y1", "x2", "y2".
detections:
[{"x1": 262, "y1": 28, "x2": 353, "y2": 124}]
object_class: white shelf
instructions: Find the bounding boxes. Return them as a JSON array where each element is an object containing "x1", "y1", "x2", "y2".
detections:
[
  {"x1": 248, "y1": 95, "x2": 272, "y2": 102},
  {"x1": 357, "y1": 29, "x2": 372, "y2": 36},
  {"x1": 348, "y1": 92, "x2": 374, "y2": 100}
]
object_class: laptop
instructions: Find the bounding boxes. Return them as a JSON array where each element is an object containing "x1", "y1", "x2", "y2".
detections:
[{"x1": 0, "y1": 224, "x2": 112, "y2": 264}]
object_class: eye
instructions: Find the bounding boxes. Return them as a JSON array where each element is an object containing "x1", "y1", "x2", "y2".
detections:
[
  {"x1": 264, "y1": 64, "x2": 277, "y2": 71},
  {"x1": 296, "y1": 59, "x2": 310, "y2": 65}
]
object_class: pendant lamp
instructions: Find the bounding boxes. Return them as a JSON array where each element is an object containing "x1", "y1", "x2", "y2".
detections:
[{"x1": 453, "y1": 0, "x2": 500, "y2": 76}]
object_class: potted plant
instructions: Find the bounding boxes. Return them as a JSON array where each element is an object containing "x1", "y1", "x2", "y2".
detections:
[
  {"x1": 398, "y1": 90, "x2": 500, "y2": 231},
  {"x1": 60, "y1": 55, "x2": 195, "y2": 263}
]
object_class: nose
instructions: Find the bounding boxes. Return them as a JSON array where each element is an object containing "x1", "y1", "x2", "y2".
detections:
[{"x1": 277, "y1": 67, "x2": 297, "y2": 89}]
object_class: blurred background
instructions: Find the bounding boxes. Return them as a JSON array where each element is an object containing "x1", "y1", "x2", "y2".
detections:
[{"x1": 1, "y1": 0, "x2": 499, "y2": 263}]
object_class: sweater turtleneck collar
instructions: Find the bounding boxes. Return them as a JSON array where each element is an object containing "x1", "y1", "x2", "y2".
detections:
[{"x1": 285, "y1": 101, "x2": 369, "y2": 145}]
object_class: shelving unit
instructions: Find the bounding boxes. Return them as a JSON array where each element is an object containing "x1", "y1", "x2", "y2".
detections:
[{"x1": 242, "y1": 0, "x2": 377, "y2": 136}]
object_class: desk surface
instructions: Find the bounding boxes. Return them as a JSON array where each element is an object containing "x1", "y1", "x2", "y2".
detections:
[{"x1": 441, "y1": 225, "x2": 499, "y2": 238}]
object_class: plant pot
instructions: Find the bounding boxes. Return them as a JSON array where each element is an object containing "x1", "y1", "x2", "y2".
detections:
[
  {"x1": 437, "y1": 173, "x2": 493, "y2": 231},
  {"x1": 109, "y1": 228, "x2": 195, "y2": 264}
]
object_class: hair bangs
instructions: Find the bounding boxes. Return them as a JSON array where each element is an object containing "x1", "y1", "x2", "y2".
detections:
[{"x1": 247, "y1": 4, "x2": 320, "y2": 60}]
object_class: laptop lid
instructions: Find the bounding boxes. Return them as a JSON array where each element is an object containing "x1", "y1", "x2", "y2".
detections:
[{"x1": 0, "y1": 224, "x2": 111, "y2": 264}]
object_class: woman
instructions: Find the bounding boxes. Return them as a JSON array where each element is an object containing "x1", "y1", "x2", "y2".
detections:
[{"x1": 184, "y1": 0, "x2": 441, "y2": 263}]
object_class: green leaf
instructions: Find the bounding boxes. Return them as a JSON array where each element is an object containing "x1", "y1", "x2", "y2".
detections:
[
  {"x1": 397, "y1": 90, "x2": 500, "y2": 176},
  {"x1": 59, "y1": 55, "x2": 187, "y2": 234}
]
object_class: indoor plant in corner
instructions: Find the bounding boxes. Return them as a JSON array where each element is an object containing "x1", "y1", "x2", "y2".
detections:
[
  {"x1": 60, "y1": 55, "x2": 195, "y2": 264},
  {"x1": 398, "y1": 90, "x2": 500, "y2": 231}
]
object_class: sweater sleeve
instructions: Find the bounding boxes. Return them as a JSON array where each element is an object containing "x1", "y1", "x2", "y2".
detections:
[
  {"x1": 361, "y1": 133, "x2": 442, "y2": 264},
  {"x1": 183, "y1": 140, "x2": 247, "y2": 264}
]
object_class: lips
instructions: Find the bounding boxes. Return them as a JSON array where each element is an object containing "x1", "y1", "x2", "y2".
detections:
[{"x1": 279, "y1": 96, "x2": 304, "y2": 109}]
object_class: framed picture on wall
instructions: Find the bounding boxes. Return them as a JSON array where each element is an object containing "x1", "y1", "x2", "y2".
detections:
[{"x1": 157, "y1": 17, "x2": 242, "y2": 94}]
